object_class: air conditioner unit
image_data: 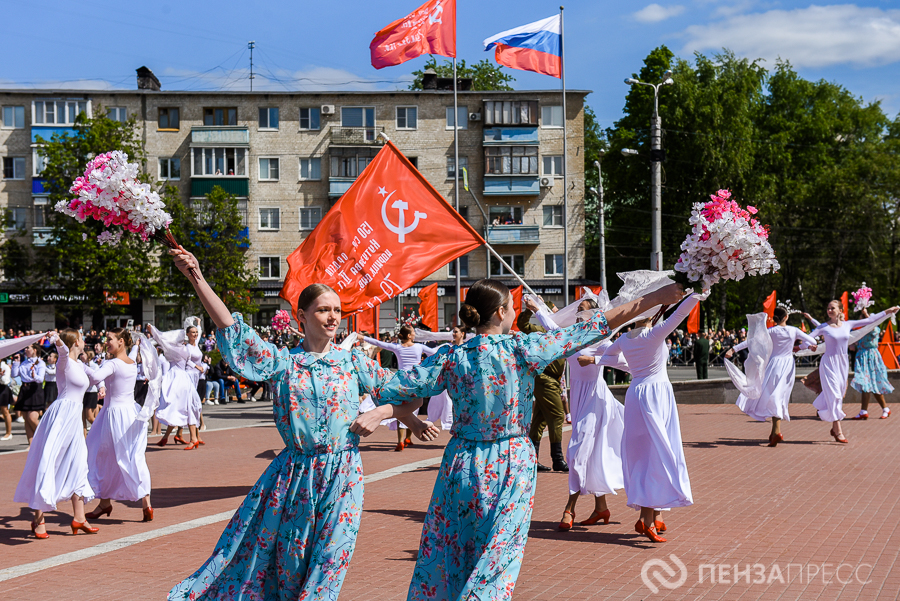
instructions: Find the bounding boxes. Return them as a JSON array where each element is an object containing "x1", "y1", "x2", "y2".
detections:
[
  {"x1": 321, "y1": 105, "x2": 335, "y2": 115},
  {"x1": 468, "y1": 112, "x2": 482, "y2": 121},
  {"x1": 540, "y1": 176, "x2": 553, "y2": 188}
]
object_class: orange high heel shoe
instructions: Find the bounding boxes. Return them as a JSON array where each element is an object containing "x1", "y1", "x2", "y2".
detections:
[
  {"x1": 404, "y1": 438, "x2": 414, "y2": 447},
  {"x1": 142, "y1": 507, "x2": 154, "y2": 522},
  {"x1": 71, "y1": 520, "x2": 99, "y2": 535},
  {"x1": 655, "y1": 519, "x2": 667, "y2": 533},
  {"x1": 184, "y1": 442, "x2": 198, "y2": 450},
  {"x1": 394, "y1": 442, "x2": 404, "y2": 452},
  {"x1": 580, "y1": 509, "x2": 610, "y2": 525},
  {"x1": 558, "y1": 510, "x2": 576, "y2": 531},
  {"x1": 156, "y1": 437, "x2": 168, "y2": 447},
  {"x1": 85, "y1": 504, "x2": 113, "y2": 520},
  {"x1": 196, "y1": 438, "x2": 205, "y2": 446},
  {"x1": 31, "y1": 518, "x2": 49, "y2": 539},
  {"x1": 173, "y1": 435, "x2": 188, "y2": 445},
  {"x1": 767, "y1": 434, "x2": 778, "y2": 447},
  {"x1": 830, "y1": 428, "x2": 848, "y2": 444},
  {"x1": 635, "y1": 519, "x2": 667, "y2": 542}
]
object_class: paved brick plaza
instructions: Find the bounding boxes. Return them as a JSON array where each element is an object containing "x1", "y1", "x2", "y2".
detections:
[{"x1": 1, "y1": 401, "x2": 899, "y2": 600}]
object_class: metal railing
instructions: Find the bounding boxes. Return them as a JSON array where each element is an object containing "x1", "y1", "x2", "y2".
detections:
[{"x1": 330, "y1": 126, "x2": 385, "y2": 145}]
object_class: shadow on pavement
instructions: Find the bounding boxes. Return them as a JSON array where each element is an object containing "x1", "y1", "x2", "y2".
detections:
[
  {"x1": 365, "y1": 508, "x2": 427, "y2": 523},
  {"x1": 145, "y1": 486, "x2": 252, "y2": 509}
]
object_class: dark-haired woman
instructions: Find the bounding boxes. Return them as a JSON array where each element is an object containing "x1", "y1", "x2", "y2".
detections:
[
  {"x1": 84, "y1": 328, "x2": 153, "y2": 522},
  {"x1": 362, "y1": 326, "x2": 439, "y2": 450},
  {"x1": 427, "y1": 325, "x2": 467, "y2": 430},
  {"x1": 12, "y1": 344, "x2": 46, "y2": 444},
  {"x1": 377, "y1": 278, "x2": 685, "y2": 600},
  {"x1": 725, "y1": 306, "x2": 819, "y2": 446},
  {"x1": 166, "y1": 248, "x2": 435, "y2": 601},
  {"x1": 15, "y1": 330, "x2": 97, "y2": 538}
]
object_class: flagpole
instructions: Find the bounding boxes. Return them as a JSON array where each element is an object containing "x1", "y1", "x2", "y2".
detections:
[
  {"x1": 452, "y1": 58, "x2": 462, "y2": 323},
  {"x1": 484, "y1": 242, "x2": 537, "y2": 297},
  {"x1": 560, "y1": 6, "x2": 569, "y2": 305}
]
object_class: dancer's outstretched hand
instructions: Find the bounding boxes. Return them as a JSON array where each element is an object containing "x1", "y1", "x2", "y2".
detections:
[
  {"x1": 407, "y1": 417, "x2": 440, "y2": 442},
  {"x1": 169, "y1": 246, "x2": 202, "y2": 280},
  {"x1": 887, "y1": 306, "x2": 900, "y2": 316}
]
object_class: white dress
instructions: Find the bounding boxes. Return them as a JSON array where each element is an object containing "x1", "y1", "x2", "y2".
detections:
[
  {"x1": 733, "y1": 326, "x2": 818, "y2": 421},
  {"x1": 84, "y1": 358, "x2": 151, "y2": 501},
  {"x1": 155, "y1": 343, "x2": 203, "y2": 428},
  {"x1": 811, "y1": 312, "x2": 887, "y2": 422},
  {"x1": 604, "y1": 294, "x2": 702, "y2": 510},
  {"x1": 361, "y1": 337, "x2": 439, "y2": 430},
  {"x1": 536, "y1": 311, "x2": 628, "y2": 497},
  {"x1": 14, "y1": 342, "x2": 95, "y2": 511}
]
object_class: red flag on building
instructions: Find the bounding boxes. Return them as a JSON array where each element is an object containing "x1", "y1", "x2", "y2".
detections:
[
  {"x1": 686, "y1": 303, "x2": 700, "y2": 334},
  {"x1": 370, "y1": 0, "x2": 456, "y2": 69},
  {"x1": 281, "y1": 141, "x2": 483, "y2": 318},
  {"x1": 763, "y1": 291, "x2": 776, "y2": 327},
  {"x1": 841, "y1": 291, "x2": 849, "y2": 318},
  {"x1": 879, "y1": 321, "x2": 900, "y2": 370},
  {"x1": 509, "y1": 285, "x2": 524, "y2": 332},
  {"x1": 418, "y1": 283, "x2": 439, "y2": 331}
]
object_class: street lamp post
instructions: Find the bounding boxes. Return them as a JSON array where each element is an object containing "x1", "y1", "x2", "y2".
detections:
[
  {"x1": 591, "y1": 151, "x2": 606, "y2": 290},
  {"x1": 624, "y1": 71, "x2": 673, "y2": 271}
]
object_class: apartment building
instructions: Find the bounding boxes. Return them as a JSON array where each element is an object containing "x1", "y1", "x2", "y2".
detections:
[{"x1": 0, "y1": 68, "x2": 593, "y2": 331}]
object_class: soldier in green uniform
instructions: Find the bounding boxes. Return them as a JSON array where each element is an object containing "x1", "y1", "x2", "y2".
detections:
[{"x1": 694, "y1": 330, "x2": 710, "y2": 380}]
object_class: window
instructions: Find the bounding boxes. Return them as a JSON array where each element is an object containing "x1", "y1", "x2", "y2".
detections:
[
  {"x1": 542, "y1": 155, "x2": 563, "y2": 177},
  {"x1": 485, "y1": 146, "x2": 538, "y2": 175},
  {"x1": 299, "y1": 207, "x2": 322, "y2": 230},
  {"x1": 406, "y1": 156, "x2": 418, "y2": 169},
  {"x1": 542, "y1": 205, "x2": 563, "y2": 227},
  {"x1": 158, "y1": 158, "x2": 181, "y2": 180},
  {"x1": 330, "y1": 147, "x2": 378, "y2": 178},
  {"x1": 33, "y1": 149, "x2": 48, "y2": 177},
  {"x1": 458, "y1": 206, "x2": 469, "y2": 221},
  {"x1": 544, "y1": 254, "x2": 564, "y2": 276},
  {"x1": 191, "y1": 148, "x2": 247, "y2": 176},
  {"x1": 258, "y1": 157, "x2": 280, "y2": 181},
  {"x1": 155, "y1": 306, "x2": 182, "y2": 331},
  {"x1": 448, "y1": 255, "x2": 469, "y2": 277},
  {"x1": 341, "y1": 107, "x2": 376, "y2": 141},
  {"x1": 396, "y1": 106, "x2": 417, "y2": 129},
  {"x1": 490, "y1": 254, "x2": 525, "y2": 276},
  {"x1": 447, "y1": 156, "x2": 468, "y2": 179},
  {"x1": 259, "y1": 256, "x2": 281, "y2": 280},
  {"x1": 33, "y1": 100, "x2": 89, "y2": 125},
  {"x1": 300, "y1": 107, "x2": 320, "y2": 130},
  {"x1": 2, "y1": 106, "x2": 25, "y2": 129},
  {"x1": 299, "y1": 158, "x2": 321, "y2": 181},
  {"x1": 203, "y1": 107, "x2": 237, "y2": 126},
  {"x1": 541, "y1": 105, "x2": 564, "y2": 128},
  {"x1": 107, "y1": 107, "x2": 127, "y2": 123},
  {"x1": 158, "y1": 107, "x2": 180, "y2": 130},
  {"x1": 483, "y1": 100, "x2": 538, "y2": 126},
  {"x1": 2, "y1": 157, "x2": 25, "y2": 180},
  {"x1": 445, "y1": 106, "x2": 468, "y2": 130},
  {"x1": 258, "y1": 107, "x2": 279, "y2": 130},
  {"x1": 489, "y1": 206, "x2": 523, "y2": 225},
  {"x1": 259, "y1": 208, "x2": 280, "y2": 230},
  {"x1": 6, "y1": 207, "x2": 27, "y2": 230},
  {"x1": 33, "y1": 197, "x2": 49, "y2": 228}
]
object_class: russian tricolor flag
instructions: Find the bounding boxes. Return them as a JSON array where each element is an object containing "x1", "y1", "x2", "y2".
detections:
[{"x1": 483, "y1": 15, "x2": 561, "y2": 78}]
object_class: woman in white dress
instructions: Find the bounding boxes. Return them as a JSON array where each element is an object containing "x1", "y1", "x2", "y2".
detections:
[
  {"x1": 806, "y1": 300, "x2": 898, "y2": 443},
  {"x1": 362, "y1": 326, "x2": 438, "y2": 450},
  {"x1": 725, "y1": 306, "x2": 819, "y2": 446},
  {"x1": 526, "y1": 297, "x2": 629, "y2": 531},
  {"x1": 14, "y1": 329, "x2": 97, "y2": 538},
  {"x1": 602, "y1": 292, "x2": 707, "y2": 542},
  {"x1": 0, "y1": 358, "x2": 12, "y2": 440},
  {"x1": 153, "y1": 321, "x2": 203, "y2": 450},
  {"x1": 426, "y1": 325, "x2": 467, "y2": 431},
  {"x1": 84, "y1": 328, "x2": 154, "y2": 522}
]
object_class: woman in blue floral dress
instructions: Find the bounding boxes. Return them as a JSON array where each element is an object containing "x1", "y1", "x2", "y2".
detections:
[
  {"x1": 375, "y1": 279, "x2": 685, "y2": 601},
  {"x1": 850, "y1": 307, "x2": 893, "y2": 420},
  {"x1": 166, "y1": 249, "x2": 435, "y2": 601}
]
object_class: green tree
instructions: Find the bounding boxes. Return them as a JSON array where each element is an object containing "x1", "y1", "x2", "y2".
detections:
[
  {"x1": 409, "y1": 57, "x2": 515, "y2": 91},
  {"x1": 29, "y1": 110, "x2": 162, "y2": 326},
  {"x1": 162, "y1": 185, "x2": 260, "y2": 317}
]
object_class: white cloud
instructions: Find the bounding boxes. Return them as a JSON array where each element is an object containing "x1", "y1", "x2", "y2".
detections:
[
  {"x1": 681, "y1": 4, "x2": 900, "y2": 68},
  {"x1": 0, "y1": 78, "x2": 129, "y2": 90},
  {"x1": 633, "y1": 4, "x2": 686, "y2": 23}
]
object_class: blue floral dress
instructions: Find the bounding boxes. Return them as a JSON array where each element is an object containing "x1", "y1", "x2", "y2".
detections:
[
  {"x1": 374, "y1": 312, "x2": 610, "y2": 601},
  {"x1": 851, "y1": 327, "x2": 894, "y2": 394},
  {"x1": 169, "y1": 314, "x2": 412, "y2": 601}
]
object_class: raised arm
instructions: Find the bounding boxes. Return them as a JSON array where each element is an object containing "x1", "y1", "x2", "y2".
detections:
[
  {"x1": 648, "y1": 293, "x2": 704, "y2": 343},
  {"x1": 361, "y1": 336, "x2": 401, "y2": 353},
  {"x1": 847, "y1": 308, "x2": 897, "y2": 330},
  {"x1": 169, "y1": 247, "x2": 235, "y2": 329},
  {"x1": 215, "y1": 314, "x2": 292, "y2": 383}
]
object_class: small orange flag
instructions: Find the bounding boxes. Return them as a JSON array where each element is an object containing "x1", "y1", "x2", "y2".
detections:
[
  {"x1": 687, "y1": 303, "x2": 700, "y2": 334},
  {"x1": 841, "y1": 291, "x2": 849, "y2": 318},
  {"x1": 763, "y1": 291, "x2": 777, "y2": 327},
  {"x1": 509, "y1": 286, "x2": 524, "y2": 332},
  {"x1": 879, "y1": 321, "x2": 900, "y2": 369},
  {"x1": 418, "y1": 283, "x2": 439, "y2": 331}
]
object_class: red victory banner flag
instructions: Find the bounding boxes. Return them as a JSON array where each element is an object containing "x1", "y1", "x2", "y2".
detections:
[
  {"x1": 418, "y1": 283, "x2": 439, "y2": 331},
  {"x1": 370, "y1": 0, "x2": 456, "y2": 69},
  {"x1": 281, "y1": 141, "x2": 484, "y2": 317},
  {"x1": 508, "y1": 285, "x2": 524, "y2": 332}
]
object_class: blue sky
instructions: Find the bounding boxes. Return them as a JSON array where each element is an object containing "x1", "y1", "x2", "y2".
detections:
[{"x1": 3, "y1": 0, "x2": 899, "y2": 129}]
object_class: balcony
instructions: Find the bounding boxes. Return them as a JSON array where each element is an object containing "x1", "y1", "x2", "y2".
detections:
[
  {"x1": 32, "y1": 227, "x2": 55, "y2": 246},
  {"x1": 191, "y1": 178, "x2": 249, "y2": 197},
  {"x1": 487, "y1": 225, "x2": 540, "y2": 245},
  {"x1": 190, "y1": 126, "x2": 249, "y2": 146},
  {"x1": 483, "y1": 175, "x2": 540, "y2": 196},
  {"x1": 483, "y1": 126, "x2": 539, "y2": 145},
  {"x1": 328, "y1": 177, "x2": 356, "y2": 198},
  {"x1": 330, "y1": 126, "x2": 385, "y2": 146}
]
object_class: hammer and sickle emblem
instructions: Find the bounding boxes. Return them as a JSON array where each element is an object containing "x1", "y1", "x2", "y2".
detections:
[
  {"x1": 429, "y1": 0, "x2": 443, "y2": 24},
  {"x1": 381, "y1": 190, "x2": 427, "y2": 243}
]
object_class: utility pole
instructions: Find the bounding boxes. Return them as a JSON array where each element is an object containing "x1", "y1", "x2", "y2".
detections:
[
  {"x1": 248, "y1": 41, "x2": 256, "y2": 91},
  {"x1": 593, "y1": 151, "x2": 606, "y2": 290}
]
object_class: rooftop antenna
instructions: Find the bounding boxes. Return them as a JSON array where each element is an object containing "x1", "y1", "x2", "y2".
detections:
[{"x1": 248, "y1": 41, "x2": 256, "y2": 91}]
